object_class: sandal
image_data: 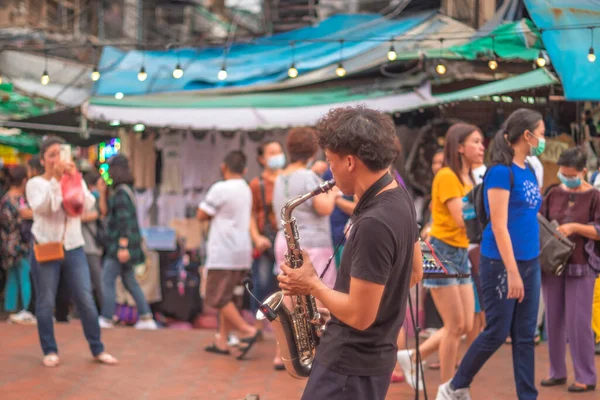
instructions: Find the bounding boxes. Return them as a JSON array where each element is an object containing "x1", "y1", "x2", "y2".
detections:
[
  {"x1": 95, "y1": 352, "x2": 119, "y2": 365},
  {"x1": 42, "y1": 353, "x2": 60, "y2": 368},
  {"x1": 205, "y1": 344, "x2": 230, "y2": 356},
  {"x1": 236, "y1": 331, "x2": 260, "y2": 360},
  {"x1": 568, "y1": 383, "x2": 596, "y2": 392}
]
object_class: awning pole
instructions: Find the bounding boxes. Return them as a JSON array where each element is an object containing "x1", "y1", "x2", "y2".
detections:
[{"x1": 0, "y1": 121, "x2": 113, "y2": 136}]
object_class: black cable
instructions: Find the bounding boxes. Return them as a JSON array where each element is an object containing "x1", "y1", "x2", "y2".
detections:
[{"x1": 408, "y1": 285, "x2": 429, "y2": 400}]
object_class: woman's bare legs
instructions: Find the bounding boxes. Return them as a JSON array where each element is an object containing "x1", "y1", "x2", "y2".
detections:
[{"x1": 430, "y1": 284, "x2": 474, "y2": 382}]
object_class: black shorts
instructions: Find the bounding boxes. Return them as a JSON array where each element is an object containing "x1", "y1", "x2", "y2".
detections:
[{"x1": 301, "y1": 359, "x2": 391, "y2": 400}]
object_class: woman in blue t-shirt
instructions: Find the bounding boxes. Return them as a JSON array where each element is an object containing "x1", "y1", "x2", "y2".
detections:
[{"x1": 437, "y1": 109, "x2": 545, "y2": 400}]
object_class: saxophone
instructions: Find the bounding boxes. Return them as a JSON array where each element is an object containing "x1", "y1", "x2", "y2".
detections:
[{"x1": 256, "y1": 179, "x2": 336, "y2": 379}]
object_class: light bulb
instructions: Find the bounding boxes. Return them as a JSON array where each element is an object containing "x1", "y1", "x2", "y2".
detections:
[
  {"x1": 218, "y1": 68, "x2": 228, "y2": 81},
  {"x1": 172, "y1": 64, "x2": 184, "y2": 79},
  {"x1": 387, "y1": 46, "x2": 397, "y2": 61},
  {"x1": 436, "y1": 63, "x2": 446, "y2": 75},
  {"x1": 588, "y1": 47, "x2": 596, "y2": 63},
  {"x1": 288, "y1": 65, "x2": 298, "y2": 78},
  {"x1": 335, "y1": 63, "x2": 346, "y2": 77},
  {"x1": 91, "y1": 67, "x2": 100, "y2": 81},
  {"x1": 115, "y1": 92, "x2": 124, "y2": 100},
  {"x1": 488, "y1": 59, "x2": 498, "y2": 70},
  {"x1": 40, "y1": 70, "x2": 50, "y2": 85},
  {"x1": 536, "y1": 51, "x2": 546, "y2": 67},
  {"x1": 137, "y1": 66, "x2": 147, "y2": 82}
]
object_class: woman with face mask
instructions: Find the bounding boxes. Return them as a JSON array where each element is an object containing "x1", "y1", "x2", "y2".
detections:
[
  {"x1": 437, "y1": 109, "x2": 545, "y2": 400},
  {"x1": 248, "y1": 140, "x2": 285, "y2": 356},
  {"x1": 538, "y1": 147, "x2": 599, "y2": 393}
]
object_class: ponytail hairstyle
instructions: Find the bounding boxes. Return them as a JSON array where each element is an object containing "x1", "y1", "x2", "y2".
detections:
[
  {"x1": 491, "y1": 108, "x2": 543, "y2": 166},
  {"x1": 443, "y1": 123, "x2": 481, "y2": 185}
]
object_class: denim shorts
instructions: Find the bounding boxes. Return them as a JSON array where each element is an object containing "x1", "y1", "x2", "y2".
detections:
[{"x1": 423, "y1": 237, "x2": 471, "y2": 288}]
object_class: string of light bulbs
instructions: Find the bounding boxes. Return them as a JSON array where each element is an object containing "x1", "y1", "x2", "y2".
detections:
[{"x1": 30, "y1": 23, "x2": 598, "y2": 87}]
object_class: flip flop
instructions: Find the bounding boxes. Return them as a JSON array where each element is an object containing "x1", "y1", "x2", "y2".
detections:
[
  {"x1": 205, "y1": 344, "x2": 230, "y2": 356},
  {"x1": 241, "y1": 330, "x2": 263, "y2": 344},
  {"x1": 236, "y1": 331, "x2": 260, "y2": 360}
]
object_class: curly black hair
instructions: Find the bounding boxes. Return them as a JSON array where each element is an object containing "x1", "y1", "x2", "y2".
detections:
[{"x1": 316, "y1": 105, "x2": 397, "y2": 171}]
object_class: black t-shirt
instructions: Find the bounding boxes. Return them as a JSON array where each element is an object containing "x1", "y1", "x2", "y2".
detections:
[{"x1": 315, "y1": 185, "x2": 418, "y2": 376}]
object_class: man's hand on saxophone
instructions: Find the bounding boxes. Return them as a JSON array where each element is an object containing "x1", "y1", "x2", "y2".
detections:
[{"x1": 277, "y1": 249, "x2": 321, "y2": 296}]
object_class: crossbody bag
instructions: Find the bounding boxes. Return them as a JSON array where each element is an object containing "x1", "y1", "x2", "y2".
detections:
[{"x1": 33, "y1": 216, "x2": 68, "y2": 263}]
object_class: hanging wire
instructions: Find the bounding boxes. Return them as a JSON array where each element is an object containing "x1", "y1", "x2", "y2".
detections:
[
  {"x1": 488, "y1": 35, "x2": 498, "y2": 70},
  {"x1": 435, "y1": 38, "x2": 446, "y2": 75},
  {"x1": 588, "y1": 27, "x2": 596, "y2": 63},
  {"x1": 288, "y1": 41, "x2": 298, "y2": 78},
  {"x1": 336, "y1": 40, "x2": 346, "y2": 77}
]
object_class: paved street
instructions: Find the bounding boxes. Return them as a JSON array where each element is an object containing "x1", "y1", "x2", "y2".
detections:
[{"x1": 0, "y1": 323, "x2": 597, "y2": 400}]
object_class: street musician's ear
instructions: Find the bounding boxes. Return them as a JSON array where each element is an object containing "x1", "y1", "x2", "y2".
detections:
[{"x1": 346, "y1": 155, "x2": 357, "y2": 172}]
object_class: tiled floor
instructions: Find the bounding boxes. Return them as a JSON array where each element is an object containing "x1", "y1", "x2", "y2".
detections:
[{"x1": 0, "y1": 322, "x2": 598, "y2": 400}]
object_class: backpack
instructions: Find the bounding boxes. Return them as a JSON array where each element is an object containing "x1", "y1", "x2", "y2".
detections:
[{"x1": 465, "y1": 163, "x2": 537, "y2": 244}]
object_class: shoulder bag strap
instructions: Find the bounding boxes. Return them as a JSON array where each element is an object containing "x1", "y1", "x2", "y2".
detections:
[
  {"x1": 116, "y1": 184, "x2": 138, "y2": 208},
  {"x1": 61, "y1": 214, "x2": 68, "y2": 243},
  {"x1": 258, "y1": 177, "x2": 273, "y2": 232}
]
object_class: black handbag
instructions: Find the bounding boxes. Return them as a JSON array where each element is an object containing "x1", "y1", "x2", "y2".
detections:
[{"x1": 537, "y1": 213, "x2": 575, "y2": 276}]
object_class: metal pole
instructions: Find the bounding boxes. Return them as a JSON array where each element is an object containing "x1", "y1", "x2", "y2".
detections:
[
  {"x1": 0, "y1": 121, "x2": 113, "y2": 136},
  {"x1": 138, "y1": 0, "x2": 144, "y2": 43},
  {"x1": 98, "y1": 0, "x2": 105, "y2": 40}
]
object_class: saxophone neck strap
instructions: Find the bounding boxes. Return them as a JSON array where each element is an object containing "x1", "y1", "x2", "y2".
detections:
[{"x1": 351, "y1": 172, "x2": 394, "y2": 221}]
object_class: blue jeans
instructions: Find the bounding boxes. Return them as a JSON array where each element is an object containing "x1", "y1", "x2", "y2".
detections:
[
  {"x1": 4, "y1": 257, "x2": 32, "y2": 312},
  {"x1": 31, "y1": 247, "x2": 104, "y2": 356},
  {"x1": 250, "y1": 251, "x2": 276, "y2": 316},
  {"x1": 101, "y1": 258, "x2": 152, "y2": 320},
  {"x1": 452, "y1": 256, "x2": 540, "y2": 400}
]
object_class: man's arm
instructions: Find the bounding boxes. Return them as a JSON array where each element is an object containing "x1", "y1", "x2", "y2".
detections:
[
  {"x1": 279, "y1": 218, "x2": 394, "y2": 331},
  {"x1": 311, "y1": 277, "x2": 384, "y2": 331},
  {"x1": 197, "y1": 183, "x2": 221, "y2": 221},
  {"x1": 197, "y1": 208, "x2": 212, "y2": 221},
  {"x1": 410, "y1": 240, "x2": 423, "y2": 288}
]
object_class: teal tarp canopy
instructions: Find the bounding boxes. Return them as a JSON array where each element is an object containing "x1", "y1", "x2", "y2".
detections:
[{"x1": 524, "y1": 0, "x2": 600, "y2": 101}]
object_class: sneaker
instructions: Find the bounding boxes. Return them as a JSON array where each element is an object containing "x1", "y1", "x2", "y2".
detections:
[
  {"x1": 397, "y1": 349, "x2": 424, "y2": 390},
  {"x1": 98, "y1": 316, "x2": 114, "y2": 329},
  {"x1": 436, "y1": 381, "x2": 471, "y2": 400},
  {"x1": 9, "y1": 310, "x2": 37, "y2": 325},
  {"x1": 134, "y1": 319, "x2": 158, "y2": 330}
]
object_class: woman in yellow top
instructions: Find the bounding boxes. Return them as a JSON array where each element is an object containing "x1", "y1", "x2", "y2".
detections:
[{"x1": 397, "y1": 123, "x2": 485, "y2": 387}]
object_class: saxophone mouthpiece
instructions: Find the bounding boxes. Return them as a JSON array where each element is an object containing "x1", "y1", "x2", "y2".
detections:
[{"x1": 312, "y1": 179, "x2": 336, "y2": 196}]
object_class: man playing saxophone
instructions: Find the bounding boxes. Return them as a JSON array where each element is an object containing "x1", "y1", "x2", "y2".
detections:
[{"x1": 278, "y1": 105, "x2": 423, "y2": 400}]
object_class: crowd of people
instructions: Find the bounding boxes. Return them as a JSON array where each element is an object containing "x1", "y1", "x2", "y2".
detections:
[{"x1": 1, "y1": 105, "x2": 599, "y2": 400}]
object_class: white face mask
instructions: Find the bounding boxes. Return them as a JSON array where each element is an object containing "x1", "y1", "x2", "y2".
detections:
[{"x1": 266, "y1": 154, "x2": 286, "y2": 170}]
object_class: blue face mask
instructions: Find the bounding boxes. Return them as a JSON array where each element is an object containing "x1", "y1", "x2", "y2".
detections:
[
  {"x1": 266, "y1": 154, "x2": 286, "y2": 170},
  {"x1": 557, "y1": 172, "x2": 582, "y2": 189}
]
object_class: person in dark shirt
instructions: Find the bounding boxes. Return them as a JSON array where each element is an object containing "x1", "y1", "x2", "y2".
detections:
[
  {"x1": 278, "y1": 105, "x2": 423, "y2": 400},
  {"x1": 98, "y1": 155, "x2": 157, "y2": 330}
]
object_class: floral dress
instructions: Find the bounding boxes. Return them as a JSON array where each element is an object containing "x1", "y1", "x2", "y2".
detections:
[{"x1": 0, "y1": 194, "x2": 30, "y2": 271}]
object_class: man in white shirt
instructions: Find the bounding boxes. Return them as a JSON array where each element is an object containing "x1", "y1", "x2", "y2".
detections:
[{"x1": 197, "y1": 150, "x2": 259, "y2": 360}]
